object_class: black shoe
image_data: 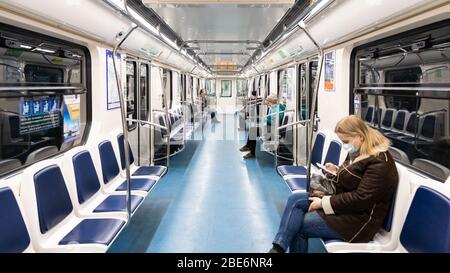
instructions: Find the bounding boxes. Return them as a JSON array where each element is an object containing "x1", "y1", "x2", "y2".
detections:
[
  {"x1": 240, "y1": 146, "x2": 251, "y2": 152},
  {"x1": 268, "y1": 244, "x2": 285, "y2": 253},
  {"x1": 243, "y1": 153, "x2": 256, "y2": 159}
]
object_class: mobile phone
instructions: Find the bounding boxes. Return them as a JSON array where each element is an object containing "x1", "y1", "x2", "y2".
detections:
[{"x1": 316, "y1": 163, "x2": 337, "y2": 176}]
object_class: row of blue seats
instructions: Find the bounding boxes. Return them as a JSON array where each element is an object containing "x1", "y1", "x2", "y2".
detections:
[
  {"x1": 0, "y1": 133, "x2": 166, "y2": 252},
  {"x1": 364, "y1": 106, "x2": 444, "y2": 143},
  {"x1": 277, "y1": 132, "x2": 343, "y2": 191}
]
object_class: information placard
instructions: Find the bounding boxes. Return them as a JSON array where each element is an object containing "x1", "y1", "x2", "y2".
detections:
[
  {"x1": 19, "y1": 98, "x2": 59, "y2": 135},
  {"x1": 106, "y1": 49, "x2": 122, "y2": 110},
  {"x1": 63, "y1": 95, "x2": 81, "y2": 142},
  {"x1": 324, "y1": 51, "x2": 336, "y2": 92}
]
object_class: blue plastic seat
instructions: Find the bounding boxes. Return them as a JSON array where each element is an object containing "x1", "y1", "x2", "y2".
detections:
[
  {"x1": 285, "y1": 177, "x2": 307, "y2": 191},
  {"x1": 99, "y1": 141, "x2": 159, "y2": 190},
  {"x1": 323, "y1": 140, "x2": 342, "y2": 166},
  {"x1": 364, "y1": 106, "x2": 374, "y2": 123},
  {"x1": 116, "y1": 178, "x2": 157, "y2": 192},
  {"x1": 277, "y1": 133, "x2": 325, "y2": 177},
  {"x1": 93, "y1": 195, "x2": 144, "y2": 213},
  {"x1": 33, "y1": 165, "x2": 126, "y2": 245},
  {"x1": 400, "y1": 186, "x2": 450, "y2": 253},
  {"x1": 117, "y1": 134, "x2": 167, "y2": 178},
  {"x1": 0, "y1": 187, "x2": 31, "y2": 253},
  {"x1": 59, "y1": 218, "x2": 125, "y2": 245}
]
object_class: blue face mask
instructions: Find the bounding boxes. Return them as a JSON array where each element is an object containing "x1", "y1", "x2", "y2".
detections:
[{"x1": 343, "y1": 143, "x2": 359, "y2": 154}]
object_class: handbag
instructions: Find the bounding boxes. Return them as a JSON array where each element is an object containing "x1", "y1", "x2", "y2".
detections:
[{"x1": 310, "y1": 173, "x2": 335, "y2": 195}]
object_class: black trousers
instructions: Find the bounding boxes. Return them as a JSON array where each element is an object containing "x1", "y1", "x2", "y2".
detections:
[{"x1": 245, "y1": 127, "x2": 260, "y2": 155}]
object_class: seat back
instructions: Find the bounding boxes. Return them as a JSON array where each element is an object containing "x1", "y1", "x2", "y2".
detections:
[
  {"x1": 98, "y1": 141, "x2": 120, "y2": 184},
  {"x1": 405, "y1": 112, "x2": 418, "y2": 135},
  {"x1": 311, "y1": 133, "x2": 326, "y2": 166},
  {"x1": 0, "y1": 187, "x2": 31, "y2": 252},
  {"x1": 392, "y1": 110, "x2": 408, "y2": 132},
  {"x1": 323, "y1": 140, "x2": 342, "y2": 166},
  {"x1": 0, "y1": 159, "x2": 22, "y2": 174},
  {"x1": 412, "y1": 159, "x2": 450, "y2": 181},
  {"x1": 25, "y1": 146, "x2": 59, "y2": 164},
  {"x1": 400, "y1": 186, "x2": 450, "y2": 253},
  {"x1": 364, "y1": 106, "x2": 374, "y2": 123},
  {"x1": 33, "y1": 165, "x2": 73, "y2": 234},
  {"x1": 381, "y1": 109, "x2": 395, "y2": 129},
  {"x1": 389, "y1": 146, "x2": 410, "y2": 165},
  {"x1": 117, "y1": 134, "x2": 135, "y2": 170},
  {"x1": 71, "y1": 150, "x2": 101, "y2": 204},
  {"x1": 373, "y1": 108, "x2": 384, "y2": 126}
]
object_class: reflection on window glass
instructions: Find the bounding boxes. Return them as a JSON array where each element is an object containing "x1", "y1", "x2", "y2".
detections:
[
  {"x1": 353, "y1": 20, "x2": 450, "y2": 181},
  {"x1": 206, "y1": 79, "x2": 216, "y2": 96},
  {"x1": 0, "y1": 24, "x2": 89, "y2": 176},
  {"x1": 140, "y1": 64, "x2": 149, "y2": 120},
  {"x1": 221, "y1": 80, "x2": 232, "y2": 97},
  {"x1": 126, "y1": 61, "x2": 136, "y2": 130},
  {"x1": 237, "y1": 79, "x2": 247, "y2": 97}
]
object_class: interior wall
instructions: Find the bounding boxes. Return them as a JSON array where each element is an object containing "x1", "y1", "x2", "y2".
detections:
[{"x1": 215, "y1": 78, "x2": 237, "y2": 114}]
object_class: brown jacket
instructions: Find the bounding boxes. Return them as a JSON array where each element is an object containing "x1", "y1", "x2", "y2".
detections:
[{"x1": 318, "y1": 150, "x2": 398, "y2": 243}]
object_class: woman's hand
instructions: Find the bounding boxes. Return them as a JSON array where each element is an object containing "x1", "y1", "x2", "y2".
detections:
[
  {"x1": 311, "y1": 191, "x2": 326, "y2": 198},
  {"x1": 308, "y1": 197, "x2": 323, "y2": 212},
  {"x1": 325, "y1": 163, "x2": 339, "y2": 173}
]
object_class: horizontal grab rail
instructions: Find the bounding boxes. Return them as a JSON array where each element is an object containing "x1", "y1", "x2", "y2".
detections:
[
  {"x1": 0, "y1": 86, "x2": 86, "y2": 91},
  {"x1": 278, "y1": 120, "x2": 311, "y2": 130},
  {"x1": 126, "y1": 118, "x2": 168, "y2": 130}
]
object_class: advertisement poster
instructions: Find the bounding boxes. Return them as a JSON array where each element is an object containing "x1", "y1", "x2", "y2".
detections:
[
  {"x1": 20, "y1": 97, "x2": 59, "y2": 135},
  {"x1": 63, "y1": 95, "x2": 81, "y2": 142},
  {"x1": 106, "y1": 49, "x2": 122, "y2": 110},
  {"x1": 324, "y1": 51, "x2": 336, "y2": 92}
]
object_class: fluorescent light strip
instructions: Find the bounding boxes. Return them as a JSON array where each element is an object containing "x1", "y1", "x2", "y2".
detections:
[
  {"x1": 20, "y1": 45, "x2": 32, "y2": 50},
  {"x1": 128, "y1": 7, "x2": 159, "y2": 35}
]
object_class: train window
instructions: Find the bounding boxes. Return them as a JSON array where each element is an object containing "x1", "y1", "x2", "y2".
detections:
[
  {"x1": 309, "y1": 60, "x2": 318, "y2": 119},
  {"x1": 0, "y1": 23, "x2": 90, "y2": 177},
  {"x1": 206, "y1": 79, "x2": 216, "y2": 96},
  {"x1": 161, "y1": 69, "x2": 172, "y2": 109},
  {"x1": 299, "y1": 63, "x2": 307, "y2": 120},
  {"x1": 237, "y1": 79, "x2": 246, "y2": 97},
  {"x1": 139, "y1": 63, "x2": 149, "y2": 121},
  {"x1": 126, "y1": 61, "x2": 137, "y2": 131},
  {"x1": 278, "y1": 67, "x2": 294, "y2": 104},
  {"x1": 352, "y1": 19, "x2": 450, "y2": 181}
]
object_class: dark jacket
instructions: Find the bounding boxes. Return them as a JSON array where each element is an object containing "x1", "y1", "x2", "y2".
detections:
[{"x1": 318, "y1": 150, "x2": 398, "y2": 243}]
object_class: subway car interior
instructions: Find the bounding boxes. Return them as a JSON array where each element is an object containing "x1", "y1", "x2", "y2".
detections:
[{"x1": 0, "y1": 0, "x2": 449, "y2": 254}]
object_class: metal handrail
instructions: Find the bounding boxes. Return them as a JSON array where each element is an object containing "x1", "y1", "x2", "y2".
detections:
[
  {"x1": 277, "y1": 120, "x2": 311, "y2": 131},
  {"x1": 126, "y1": 118, "x2": 168, "y2": 130}
]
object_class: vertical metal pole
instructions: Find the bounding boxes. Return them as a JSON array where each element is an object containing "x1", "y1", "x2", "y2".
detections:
[
  {"x1": 159, "y1": 68, "x2": 171, "y2": 168},
  {"x1": 299, "y1": 23, "x2": 324, "y2": 193},
  {"x1": 113, "y1": 24, "x2": 138, "y2": 222}
]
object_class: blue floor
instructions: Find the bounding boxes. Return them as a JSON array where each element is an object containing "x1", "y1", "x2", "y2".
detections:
[{"x1": 108, "y1": 114, "x2": 326, "y2": 253}]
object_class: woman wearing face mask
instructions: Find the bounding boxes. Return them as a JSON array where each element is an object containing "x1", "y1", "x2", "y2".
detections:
[{"x1": 269, "y1": 115, "x2": 398, "y2": 253}]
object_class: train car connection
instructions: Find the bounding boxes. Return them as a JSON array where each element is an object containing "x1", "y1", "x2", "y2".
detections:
[{"x1": 0, "y1": 0, "x2": 449, "y2": 255}]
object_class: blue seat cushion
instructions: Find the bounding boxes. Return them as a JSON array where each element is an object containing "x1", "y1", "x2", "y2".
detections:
[
  {"x1": 323, "y1": 239, "x2": 344, "y2": 244},
  {"x1": 285, "y1": 177, "x2": 307, "y2": 191},
  {"x1": 59, "y1": 218, "x2": 125, "y2": 246},
  {"x1": 277, "y1": 165, "x2": 307, "y2": 177},
  {"x1": 116, "y1": 178, "x2": 157, "y2": 192},
  {"x1": 0, "y1": 188, "x2": 31, "y2": 253},
  {"x1": 132, "y1": 166, "x2": 166, "y2": 177},
  {"x1": 93, "y1": 195, "x2": 144, "y2": 213}
]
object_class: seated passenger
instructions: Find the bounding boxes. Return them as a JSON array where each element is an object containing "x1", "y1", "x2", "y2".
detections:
[
  {"x1": 269, "y1": 115, "x2": 398, "y2": 253},
  {"x1": 242, "y1": 94, "x2": 285, "y2": 159}
]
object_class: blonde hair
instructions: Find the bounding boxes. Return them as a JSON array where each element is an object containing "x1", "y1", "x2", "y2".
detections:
[{"x1": 335, "y1": 115, "x2": 390, "y2": 157}]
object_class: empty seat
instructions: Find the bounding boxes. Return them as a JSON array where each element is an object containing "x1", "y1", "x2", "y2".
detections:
[
  {"x1": 71, "y1": 150, "x2": 148, "y2": 208},
  {"x1": 0, "y1": 187, "x2": 31, "y2": 253},
  {"x1": 24, "y1": 164, "x2": 126, "y2": 251},
  {"x1": 379, "y1": 109, "x2": 395, "y2": 133},
  {"x1": 372, "y1": 108, "x2": 384, "y2": 126},
  {"x1": 0, "y1": 158, "x2": 22, "y2": 173},
  {"x1": 285, "y1": 177, "x2": 307, "y2": 192},
  {"x1": 398, "y1": 112, "x2": 419, "y2": 143},
  {"x1": 117, "y1": 134, "x2": 167, "y2": 178},
  {"x1": 388, "y1": 147, "x2": 410, "y2": 165},
  {"x1": 25, "y1": 146, "x2": 59, "y2": 164},
  {"x1": 98, "y1": 140, "x2": 158, "y2": 193},
  {"x1": 277, "y1": 133, "x2": 325, "y2": 177},
  {"x1": 399, "y1": 186, "x2": 450, "y2": 253},
  {"x1": 364, "y1": 106, "x2": 374, "y2": 123},
  {"x1": 412, "y1": 159, "x2": 450, "y2": 181}
]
